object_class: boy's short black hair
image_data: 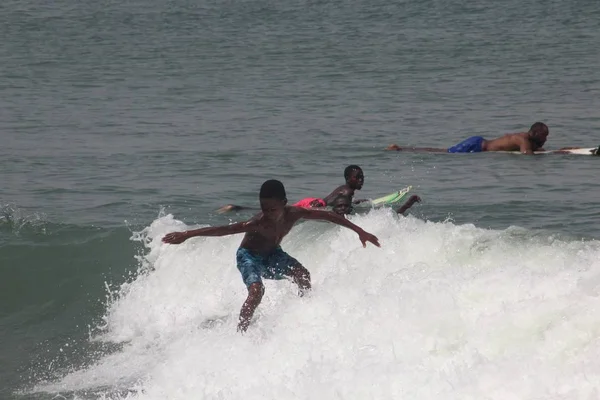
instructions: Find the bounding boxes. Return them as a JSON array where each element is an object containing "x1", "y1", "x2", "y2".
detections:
[
  {"x1": 344, "y1": 165, "x2": 362, "y2": 180},
  {"x1": 259, "y1": 179, "x2": 287, "y2": 200}
]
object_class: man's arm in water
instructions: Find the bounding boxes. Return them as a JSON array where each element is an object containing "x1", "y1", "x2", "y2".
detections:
[
  {"x1": 294, "y1": 208, "x2": 380, "y2": 248},
  {"x1": 386, "y1": 144, "x2": 448, "y2": 152},
  {"x1": 397, "y1": 195, "x2": 421, "y2": 215},
  {"x1": 518, "y1": 136, "x2": 535, "y2": 155},
  {"x1": 162, "y1": 218, "x2": 259, "y2": 244}
]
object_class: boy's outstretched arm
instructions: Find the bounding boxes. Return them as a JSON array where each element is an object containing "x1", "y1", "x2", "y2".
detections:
[
  {"x1": 297, "y1": 208, "x2": 380, "y2": 248},
  {"x1": 162, "y1": 219, "x2": 257, "y2": 244}
]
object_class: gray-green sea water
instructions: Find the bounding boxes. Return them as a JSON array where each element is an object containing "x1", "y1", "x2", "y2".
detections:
[{"x1": 2, "y1": 0, "x2": 600, "y2": 398}]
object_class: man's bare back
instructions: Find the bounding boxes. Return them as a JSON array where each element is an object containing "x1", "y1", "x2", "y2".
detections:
[
  {"x1": 323, "y1": 184, "x2": 355, "y2": 204},
  {"x1": 483, "y1": 132, "x2": 545, "y2": 154},
  {"x1": 323, "y1": 166, "x2": 365, "y2": 205}
]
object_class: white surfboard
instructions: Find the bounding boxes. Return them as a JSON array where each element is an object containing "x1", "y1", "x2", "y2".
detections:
[
  {"x1": 386, "y1": 145, "x2": 600, "y2": 155},
  {"x1": 495, "y1": 147, "x2": 599, "y2": 156}
]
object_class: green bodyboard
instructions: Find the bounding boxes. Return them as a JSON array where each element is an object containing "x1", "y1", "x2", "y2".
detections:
[{"x1": 368, "y1": 186, "x2": 412, "y2": 207}]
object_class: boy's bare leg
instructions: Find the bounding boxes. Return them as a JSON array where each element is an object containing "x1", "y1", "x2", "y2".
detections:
[
  {"x1": 238, "y1": 282, "x2": 264, "y2": 332},
  {"x1": 290, "y1": 264, "x2": 311, "y2": 296}
]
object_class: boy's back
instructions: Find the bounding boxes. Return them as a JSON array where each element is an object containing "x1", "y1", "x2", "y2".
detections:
[{"x1": 239, "y1": 205, "x2": 311, "y2": 256}]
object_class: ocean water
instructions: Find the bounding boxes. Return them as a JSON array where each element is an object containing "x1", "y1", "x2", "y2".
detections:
[{"x1": 2, "y1": 0, "x2": 600, "y2": 398}]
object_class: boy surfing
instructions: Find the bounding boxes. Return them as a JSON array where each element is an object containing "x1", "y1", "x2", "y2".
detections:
[{"x1": 162, "y1": 180, "x2": 380, "y2": 332}]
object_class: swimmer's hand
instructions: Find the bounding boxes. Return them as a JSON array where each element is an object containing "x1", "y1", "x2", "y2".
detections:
[
  {"x1": 352, "y1": 199, "x2": 369, "y2": 205},
  {"x1": 396, "y1": 195, "x2": 422, "y2": 215},
  {"x1": 407, "y1": 195, "x2": 421, "y2": 205},
  {"x1": 216, "y1": 205, "x2": 235, "y2": 214},
  {"x1": 216, "y1": 204, "x2": 246, "y2": 214},
  {"x1": 162, "y1": 231, "x2": 189, "y2": 244},
  {"x1": 359, "y1": 230, "x2": 380, "y2": 248},
  {"x1": 308, "y1": 199, "x2": 325, "y2": 207}
]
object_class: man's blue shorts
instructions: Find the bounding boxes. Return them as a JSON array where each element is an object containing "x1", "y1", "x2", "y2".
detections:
[
  {"x1": 447, "y1": 136, "x2": 485, "y2": 153},
  {"x1": 236, "y1": 247, "x2": 300, "y2": 287}
]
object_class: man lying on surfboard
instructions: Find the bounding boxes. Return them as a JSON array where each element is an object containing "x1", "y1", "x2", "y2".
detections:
[
  {"x1": 218, "y1": 165, "x2": 368, "y2": 213},
  {"x1": 290, "y1": 165, "x2": 368, "y2": 209},
  {"x1": 386, "y1": 122, "x2": 549, "y2": 155},
  {"x1": 219, "y1": 191, "x2": 421, "y2": 217},
  {"x1": 217, "y1": 164, "x2": 422, "y2": 214},
  {"x1": 331, "y1": 194, "x2": 422, "y2": 216}
]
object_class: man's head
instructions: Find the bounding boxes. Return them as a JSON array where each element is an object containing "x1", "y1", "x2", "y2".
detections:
[
  {"x1": 259, "y1": 179, "x2": 287, "y2": 219},
  {"x1": 331, "y1": 195, "x2": 353, "y2": 216},
  {"x1": 528, "y1": 122, "x2": 549, "y2": 149},
  {"x1": 344, "y1": 165, "x2": 364, "y2": 190}
]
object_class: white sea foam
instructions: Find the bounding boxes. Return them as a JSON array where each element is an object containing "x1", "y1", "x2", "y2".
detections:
[{"x1": 35, "y1": 210, "x2": 600, "y2": 399}]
